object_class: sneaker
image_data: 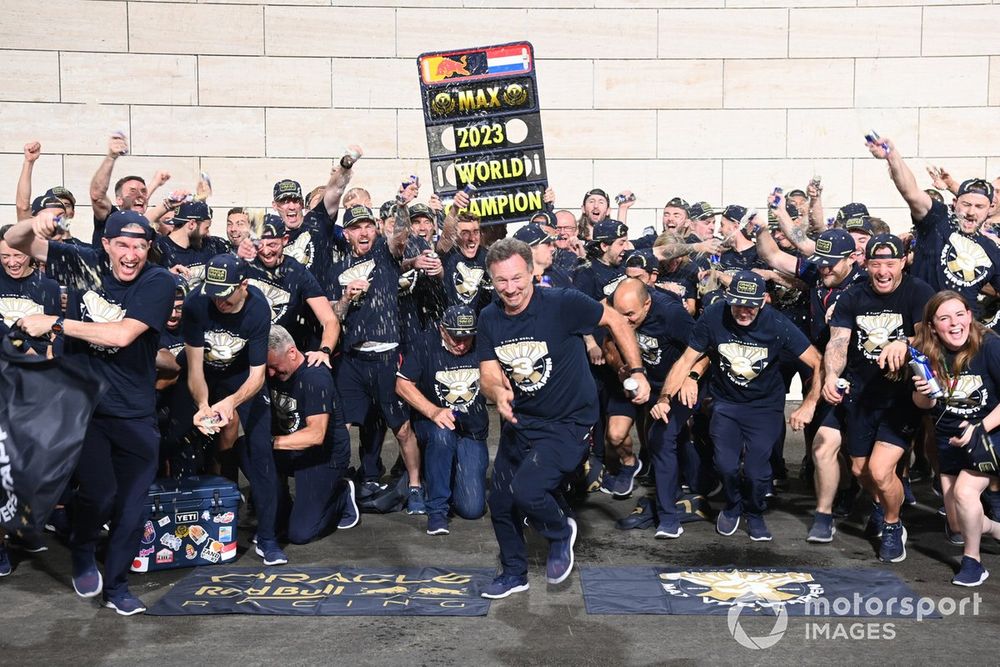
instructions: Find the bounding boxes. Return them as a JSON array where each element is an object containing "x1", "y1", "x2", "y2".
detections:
[
  {"x1": 952, "y1": 556, "x2": 990, "y2": 587},
  {"x1": 8, "y1": 532, "x2": 48, "y2": 553},
  {"x1": 584, "y1": 456, "x2": 604, "y2": 493},
  {"x1": 746, "y1": 514, "x2": 772, "y2": 542},
  {"x1": 71, "y1": 556, "x2": 103, "y2": 598},
  {"x1": 405, "y1": 486, "x2": 427, "y2": 515},
  {"x1": 426, "y1": 514, "x2": 450, "y2": 536},
  {"x1": 937, "y1": 505, "x2": 947, "y2": 517},
  {"x1": 807, "y1": 512, "x2": 836, "y2": 543},
  {"x1": 611, "y1": 459, "x2": 643, "y2": 497},
  {"x1": 654, "y1": 519, "x2": 683, "y2": 539},
  {"x1": 358, "y1": 480, "x2": 387, "y2": 500},
  {"x1": 44, "y1": 506, "x2": 71, "y2": 537},
  {"x1": 103, "y1": 592, "x2": 147, "y2": 616},
  {"x1": 902, "y1": 477, "x2": 916, "y2": 506},
  {"x1": 337, "y1": 480, "x2": 360, "y2": 530},
  {"x1": 706, "y1": 480, "x2": 724, "y2": 499},
  {"x1": 616, "y1": 498, "x2": 655, "y2": 531},
  {"x1": 764, "y1": 481, "x2": 777, "y2": 499},
  {"x1": 0, "y1": 542, "x2": 11, "y2": 577},
  {"x1": 716, "y1": 509, "x2": 740, "y2": 537},
  {"x1": 545, "y1": 517, "x2": 578, "y2": 584},
  {"x1": 879, "y1": 522, "x2": 907, "y2": 563},
  {"x1": 864, "y1": 503, "x2": 885, "y2": 538},
  {"x1": 254, "y1": 540, "x2": 289, "y2": 566},
  {"x1": 945, "y1": 523, "x2": 965, "y2": 546},
  {"x1": 985, "y1": 490, "x2": 1000, "y2": 521},
  {"x1": 480, "y1": 573, "x2": 529, "y2": 599}
]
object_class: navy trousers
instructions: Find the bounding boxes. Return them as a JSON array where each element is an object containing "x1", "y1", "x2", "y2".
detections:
[{"x1": 710, "y1": 400, "x2": 783, "y2": 517}]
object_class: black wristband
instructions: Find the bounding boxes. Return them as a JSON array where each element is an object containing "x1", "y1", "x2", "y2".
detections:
[
  {"x1": 688, "y1": 370, "x2": 701, "y2": 381},
  {"x1": 320, "y1": 346, "x2": 332, "y2": 355},
  {"x1": 628, "y1": 367, "x2": 646, "y2": 376}
]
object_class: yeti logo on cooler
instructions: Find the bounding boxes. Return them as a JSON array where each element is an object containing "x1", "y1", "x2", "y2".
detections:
[{"x1": 175, "y1": 511, "x2": 199, "y2": 524}]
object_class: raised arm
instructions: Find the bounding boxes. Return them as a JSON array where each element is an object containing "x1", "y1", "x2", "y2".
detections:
[
  {"x1": 323, "y1": 145, "x2": 363, "y2": 217},
  {"x1": 90, "y1": 133, "x2": 130, "y2": 221},
  {"x1": 16, "y1": 142, "x2": 42, "y2": 221},
  {"x1": 866, "y1": 135, "x2": 933, "y2": 221}
]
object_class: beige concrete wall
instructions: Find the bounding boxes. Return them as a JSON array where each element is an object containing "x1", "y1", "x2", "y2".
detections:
[{"x1": 1, "y1": 0, "x2": 999, "y2": 241}]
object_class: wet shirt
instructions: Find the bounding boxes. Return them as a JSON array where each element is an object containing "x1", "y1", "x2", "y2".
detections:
[
  {"x1": 154, "y1": 235, "x2": 227, "y2": 292},
  {"x1": 657, "y1": 263, "x2": 699, "y2": 302},
  {"x1": 829, "y1": 276, "x2": 935, "y2": 404},
  {"x1": 719, "y1": 246, "x2": 767, "y2": 274},
  {"x1": 244, "y1": 256, "x2": 324, "y2": 347},
  {"x1": 0, "y1": 269, "x2": 61, "y2": 336},
  {"x1": 536, "y1": 265, "x2": 574, "y2": 289},
  {"x1": 331, "y1": 236, "x2": 402, "y2": 350},
  {"x1": 46, "y1": 242, "x2": 174, "y2": 418},
  {"x1": 801, "y1": 261, "x2": 868, "y2": 348},
  {"x1": 398, "y1": 328, "x2": 488, "y2": 440},
  {"x1": 478, "y1": 287, "x2": 604, "y2": 428},
  {"x1": 284, "y1": 200, "x2": 347, "y2": 287},
  {"x1": 574, "y1": 259, "x2": 626, "y2": 300},
  {"x1": 689, "y1": 301, "x2": 810, "y2": 409},
  {"x1": 442, "y1": 246, "x2": 492, "y2": 313},
  {"x1": 930, "y1": 335, "x2": 1000, "y2": 440},
  {"x1": 608, "y1": 289, "x2": 694, "y2": 388},
  {"x1": 270, "y1": 362, "x2": 337, "y2": 452},
  {"x1": 553, "y1": 248, "x2": 583, "y2": 274},
  {"x1": 182, "y1": 285, "x2": 270, "y2": 380}
]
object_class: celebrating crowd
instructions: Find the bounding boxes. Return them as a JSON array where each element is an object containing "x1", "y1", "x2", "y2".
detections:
[{"x1": 1, "y1": 131, "x2": 1000, "y2": 616}]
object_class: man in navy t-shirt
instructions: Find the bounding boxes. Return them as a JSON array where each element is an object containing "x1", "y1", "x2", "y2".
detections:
[
  {"x1": 662, "y1": 271, "x2": 822, "y2": 542},
  {"x1": 183, "y1": 254, "x2": 284, "y2": 565},
  {"x1": 154, "y1": 201, "x2": 229, "y2": 293},
  {"x1": 0, "y1": 224, "x2": 60, "y2": 336},
  {"x1": 477, "y1": 238, "x2": 651, "y2": 599},
  {"x1": 396, "y1": 305, "x2": 489, "y2": 537},
  {"x1": 10, "y1": 209, "x2": 174, "y2": 616}
]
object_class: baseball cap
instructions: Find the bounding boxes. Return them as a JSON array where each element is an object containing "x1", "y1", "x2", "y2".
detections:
[
  {"x1": 808, "y1": 229, "x2": 855, "y2": 267},
  {"x1": 513, "y1": 223, "x2": 557, "y2": 247},
  {"x1": 865, "y1": 233, "x2": 906, "y2": 260},
  {"x1": 724, "y1": 270, "x2": 767, "y2": 307},
  {"x1": 202, "y1": 254, "x2": 245, "y2": 299},
  {"x1": 260, "y1": 214, "x2": 285, "y2": 239},
  {"x1": 582, "y1": 188, "x2": 611, "y2": 206},
  {"x1": 689, "y1": 202, "x2": 718, "y2": 221},
  {"x1": 591, "y1": 220, "x2": 629, "y2": 243},
  {"x1": 171, "y1": 200, "x2": 211, "y2": 225},
  {"x1": 379, "y1": 200, "x2": 396, "y2": 220},
  {"x1": 957, "y1": 178, "x2": 995, "y2": 203},
  {"x1": 31, "y1": 195, "x2": 66, "y2": 215},
  {"x1": 408, "y1": 203, "x2": 435, "y2": 221},
  {"x1": 664, "y1": 197, "x2": 690, "y2": 214},
  {"x1": 273, "y1": 179, "x2": 303, "y2": 201},
  {"x1": 624, "y1": 248, "x2": 657, "y2": 272},
  {"x1": 721, "y1": 205, "x2": 748, "y2": 222},
  {"x1": 786, "y1": 189, "x2": 807, "y2": 199},
  {"x1": 844, "y1": 216, "x2": 874, "y2": 236},
  {"x1": 45, "y1": 186, "x2": 76, "y2": 206},
  {"x1": 343, "y1": 205, "x2": 376, "y2": 228},
  {"x1": 530, "y1": 210, "x2": 557, "y2": 227},
  {"x1": 104, "y1": 210, "x2": 154, "y2": 241},
  {"x1": 835, "y1": 202, "x2": 869, "y2": 225},
  {"x1": 441, "y1": 305, "x2": 477, "y2": 337}
]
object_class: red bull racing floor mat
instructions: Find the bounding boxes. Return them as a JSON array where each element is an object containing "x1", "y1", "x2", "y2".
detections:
[
  {"x1": 147, "y1": 566, "x2": 495, "y2": 616},
  {"x1": 580, "y1": 566, "x2": 939, "y2": 618}
]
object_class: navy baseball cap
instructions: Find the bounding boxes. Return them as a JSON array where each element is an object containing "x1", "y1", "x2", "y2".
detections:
[
  {"x1": 343, "y1": 205, "x2": 376, "y2": 228},
  {"x1": 808, "y1": 229, "x2": 855, "y2": 267},
  {"x1": 724, "y1": 270, "x2": 767, "y2": 307},
  {"x1": 408, "y1": 203, "x2": 435, "y2": 221},
  {"x1": 104, "y1": 210, "x2": 154, "y2": 241},
  {"x1": 835, "y1": 202, "x2": 869, "y2": 224},
  {"x1": 260, "y1": 214, "x2": 285, "y2": 239},
  {"x1": 591, "y1": 219, "x2": 628, "y2": 242},
  {"x1": 664, "y1": 197, "x2": 690, "y2": 213},
  {"x1": 441, "y1": 304, "x2": 477, "y2": 337},
  {"x1": 866, "y1": 233, "x2": 906, "y2": 260},
  {"x1": 689, "y1": 202, "x2": 719, "y2": 221},
  {"x1": 513, "y1": 223, "x2": 557, "y2": 247},
  {"x1": 202, "y1": 254, "x2": 245, "y2": 299},
  {"x1": 582, "y1": 188, "x2": 611, "y2": 205},
  {"x1": 624, "y1": 248, "x2": 657, "y2": 272},
  {"x1": 31, "y1": 195, "x2": 66, "y2": 215},
  {"x1": 844, "y1": 216, "x2": 874, "y2": 236},
  {"x1": 531, "y1": 210, "x2": 557, "y2": 227},
  {"x1": 273, "y1": 179, "x2": 303, "y2": 201},
  {"x1": 379, "y1": 200, "x2": 396, "y2": 220},
  {"x1": 722, "y1": 204, "x2": 748, "y2": 222},
  {"x1": 171, "y1": 200, "x2": 211, "y2": 225},
  {"x1": 45, "y1": 186, "x2": 76, "y2": 206},
  {"x1": 957, "y1": 178, "x2": 995, "y2": 202}
]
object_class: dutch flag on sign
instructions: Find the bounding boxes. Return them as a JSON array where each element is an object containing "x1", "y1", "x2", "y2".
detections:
[{"x1": 486, "y1": 45, "x2": 530, "y2": 75}]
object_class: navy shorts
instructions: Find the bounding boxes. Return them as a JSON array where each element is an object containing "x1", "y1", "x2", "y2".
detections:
[
  {"x1": 821, "y1": 394, "x2": 916, "y2": 458},
  {"x1": 935, "y1": 434, "x2": 973, "y2": 476},
  {"x1": 335, "y1": 349, "x2": 411, "y2": 431}
]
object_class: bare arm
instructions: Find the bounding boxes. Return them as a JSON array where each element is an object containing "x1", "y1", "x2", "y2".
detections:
[
  {"x1": 322, "y1": 161, "x2": 353, "y2": 218},
  {"x1": 755, "y1": 227, "x2": 799, "y2": 275},
  {"x1": 652, "y1": 238, "x2": 723, "y2": 263},
  {"x1": 436, "y1": 190, "x2": 470, "y2": 255},
  {"x1": 90, "y1": 134, "x2": 129, "y2": 221},
  {"x1": 773, "y1": 201, "x2": 815, "y2": 257},
  {"x1": 867, "y1": 136, "x2": 933, "y2": 220},
  {"x1": 480, "y1": 358, "x2": 516, "y2": 423},
  {"x1": 5, "y1": 214, "x2": 52, "y2": 264},
  {"x1": 63, "y1": 317, "x2": 150, "y2": 349},
  {"x1": 599, "y1": 304, "x2": 651, "y2": 403},
  {"x1": 661, "y1": 346, "x2": 703, "y2": 401},
  {"x1": 273, "y1": 414, "x2": 329, "y2": 451},
  {"x1": 389, "y1": 195, "x2": 413, "y2": 259},
  {"x1": 16, "y1": 142, "x2": 41, "y2": 221},
  {"x1": 185, "y1": 344, "x2": 210, "y2": 411}
]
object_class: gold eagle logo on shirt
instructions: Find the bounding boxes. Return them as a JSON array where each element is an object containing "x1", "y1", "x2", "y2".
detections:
[
  {"x1": 454, "y1": 262, "x2": 484, "y2": 303},
  {"x1": 204, "y1": 330, "x2": 248, "y2": 366},
  {"x1": 248, "y1": 279, "x2": 291, "y2": 323},
  {"x1": 270, "y1": 390, "x2": 301, "y2": 433},
  {"x1": 636, "y1": 332, "x2": 661, "y2": 366},
  {"x1": 943, "y1": 233, "x2": 991, "y2": 287},
  {"x1": 0, "y1": 296, "x2": 43, "y2": 327},
  {"x1": 434, "y1": 368, "x2": 481, "y2": 411},
  {"x1": 284, "y1": 231, "x2": 314, "y2": 268},
  {"x1": 856, "y1": 313, "x2": 904, "y2": 359},
  {"x1": 495, "y1": 340, "x2": 552, "y2": 392},
  {"x1": 718, "y1": 342, "x2": 769, "y2": 386},
  {"x1": 944, "y1": 374, "x2": 987, "y2": 416},
  {"x1": 338, "y1": 259, "x2": 376, "y2": 286},
  {"x1": 81, "y1": 290, "x2": 126, "y2": 354}
]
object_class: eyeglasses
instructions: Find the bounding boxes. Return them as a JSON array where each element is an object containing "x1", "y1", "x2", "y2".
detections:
[{"x1": 555, "y1": 225, "x2": 576, "y2": 231}]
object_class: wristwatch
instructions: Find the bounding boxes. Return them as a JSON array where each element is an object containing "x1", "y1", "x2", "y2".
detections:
[
  {"x1": 50, "y1": 317, "x2": 65, "y2": 336},
  {"x1": 320, "y1": 346, "x2": 333, "y2": 356},
  {"x1": 688, "y1": 370, "x2": 701, "y2": 381},
  {"x1": 628, "y1": 367, "x2": 646, "y2": 377}
]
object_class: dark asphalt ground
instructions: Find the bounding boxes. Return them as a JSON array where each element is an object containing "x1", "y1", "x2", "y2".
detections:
[{"x1": 4, "y1": 403, "x2": 1000, "y2": 666}]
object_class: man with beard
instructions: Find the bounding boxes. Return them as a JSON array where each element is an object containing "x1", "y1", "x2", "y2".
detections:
[
  {"x1": 513, "y1": 221, "x2": 573, "y2": 289},
  {"x1": 10, "y1": 209, "x2": 174, "y2": 615},
  {"x1": 867, "y1": 136, "x2": 1000, "y2": 315},
  {"x1": 225, "y1": 208, "x2": 251, "y2": 250},
  {"x1": 822, "y1": 235, "x2": 935, "y2": 562},
  {"x1": 155, "y1": 201, "x2": 228, "y2": 291},
  {"x1": 578, "y1": 188, "x2": 612, "y2": 240}
]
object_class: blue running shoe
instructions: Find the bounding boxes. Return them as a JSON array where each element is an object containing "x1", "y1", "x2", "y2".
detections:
[
  {"x1": 0, "y1": 542, "x2": 11, "y2": 577},
  {"x1": 807, "y1": 512, "x2": 836, "y2": 543},
  {"x1": 716, "y1": 509, "x2": 740, "y2": 537},
  {"x1": 254, "y1": 540, "x2": 288, "y2": 566},
  {"x1": 426, "y1": 514, "x2": 450, "y2": 536},
  {"x1": 405, "y1": 486, "x2": 427, "y2": 515},
  {"x1": 545, "y1": 517, "x2": 577, "y2": 584},
  {"x1": 952, "y1": 556, "x2": 989, "y2": 587},
  {"x1": 746, "y1": 514, "x2": 772, "y2": 542},
  {"x1": 611, "y1": 459, "x2": 643, "y2": 497},
  {"x1": 879, "y1": 522, "x2": 907, "y2": 563},
  {"x1": 480, "y1": 573, "x2": 529, "y2": 599},
  {"x1": 103, "y1": 591, "x2": 147, "y2": 616},
  {"x1": 71, "y1": 554, "x2": 103, "y2": 598},
  {"x1": 945, "y1": 523, "x2": 965, "y2": 546},
  {"x1": 616, "y1": 497, "x2": 655, "y2": 531},
  {"x1": 654, "y1": 519, "x2": 683, "y2": 539},
  {"x1": 8, "y1": 532, "x2": 47, "y2": 553},
  {"x1": 337, "y1": 480, "x2": 360, "y2": 530}
]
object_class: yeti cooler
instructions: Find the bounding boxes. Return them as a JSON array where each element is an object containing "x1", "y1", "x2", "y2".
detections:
[{"x1": 131, "y1": 475, "x2": 241, "y2": 573}]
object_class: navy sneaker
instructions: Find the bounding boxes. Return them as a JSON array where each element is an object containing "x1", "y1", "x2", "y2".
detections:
[
  {"x1": 598, "y1": 470, "x2": 618, "y2": 495},
  {"x1": 616, "y1": 498, "x2": 655, "y2": 530},
  {"x1": 864, "y1": 503, "x2": 885, "y2": 538},
  {"x1": 426, "y1": 514, "x2": 450, "y2": 536},
  {"x1": 337, "y1": 480, "x2": 360, "y2": 530},
  {"x1": 654, "y1": 519, "x2": 683, "y2": 539},
  {"x1": 746, "y1": 514, "x2": 772, "y2": 542},
  {"x1": 545, "y1": 517, "x2": 577, "y2": 585},
  {"x1": 0, "y1": 542, "x2": 11, "y2": 577},
  {"x1": 952, "y1": 556, "x2": 990, "y2": 587},
  {"x1": 716, "y1": 509, "x2": 740, "y2": 537},
  {"x1": 945, "y1": 523, "x2": 965, "y2": 546},
  {"x1": 44, "y1": 506, "x2": 71, "y2": 537},
  {"x1": 937, "y1": 505, "x2": 948, "y2": 517},
  {"x1": 254, "y1": 540, "x2": 288, "y2": 566},
  {"x1": 807, "y1": 512, "x2": 836, "y2": 543},
  {"x1": 902, "y1": 477, "x2": 916, "y2": 506},
  {"x1": 103, "y1": 592, "x2": 147, "y2": 616},
  {"x1": 879, "y1": 522, "x2": 907, "y2": 563},
  {"x1": 8, "y1": 532, "x2": 48, "y2": 553},
  {"x1": 71, "y1": 555, "x2": 103, "y2": 598},
  {"x1": 406, "y1": 486, "x2": 427, "y2": 515},
  {"x1": 764, "y1": 481, "x2": 777, "y2": 499},
  {"x1": 480, "y1": 573, "x2": 529, "y2": 599},
  {"x1": 612, "y1": 459, "x2": 643, "y2": 497}
]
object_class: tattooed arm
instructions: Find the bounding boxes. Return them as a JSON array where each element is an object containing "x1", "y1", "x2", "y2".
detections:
[
  {"x1": 652, "y1": 237, "x2": 723, "y2": 263},
  {"x1": 773, "y1": 200, "x2": 816, "y2": 257},
  {"x1": 821, "y1": 326, "x2": 851, "y2": 405}
]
